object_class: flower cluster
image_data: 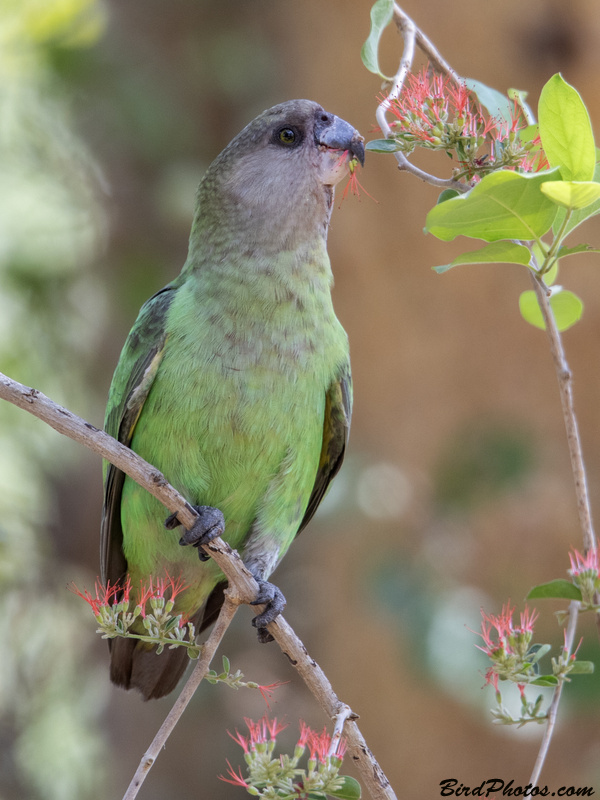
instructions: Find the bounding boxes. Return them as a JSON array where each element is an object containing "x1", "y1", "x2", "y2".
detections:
[
  {"x1": 221, "y1": 715, "x2": 358, "y2": 799},
  {"x1": 568, "y1": 546, "x2": 600, "y2": 609},
  {"x1": 475, "y1": 600, "x2": 593, "y2": 726},
  {"x1": 380, "y1": 68, "x2": 548, "y2": 181},
  {"x1": 69, "y1": 572, "x2": 200, "y2": 657},
  {"x1": 476, "y1": 602, "x2": 540, "y2": 693}
]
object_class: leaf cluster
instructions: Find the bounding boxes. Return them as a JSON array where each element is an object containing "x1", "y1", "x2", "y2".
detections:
[{"x1": 425, "y1": 74, "x2": 599, "y2": 331}]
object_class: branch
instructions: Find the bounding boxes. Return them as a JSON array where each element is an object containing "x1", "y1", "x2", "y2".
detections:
[
  {"x1": 123, "y1": 596, "x2": 238, "y2": 800},
  {"x1": 528, "y1": 599, "x2": 580, "y2": 788},
  {"x1": 530, "y1": 274, "x2": 596, "y2": 553},
  {"x1": 375, "y1": 3, "x2": 467, "y2": 193},
  {"x1": 526, "y1": 275, "x2": 598, "y2": 785},
  {"x1": 0, "y1": 371, "x2": 397, "y2": 800},
  {"x1": 392, "y1": 4, "x2": 459, "y2": 81},
  {"x1": 376, "y1": 7, "x2": 597, "y2": 788}
]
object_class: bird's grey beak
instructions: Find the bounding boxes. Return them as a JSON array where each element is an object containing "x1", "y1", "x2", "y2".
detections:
[{"x1": 315, "y1": 114, "x2": 365, "y2": 166}]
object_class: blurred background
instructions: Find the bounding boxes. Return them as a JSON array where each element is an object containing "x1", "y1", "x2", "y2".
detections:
[{"x1": 1, "y1": 0, "x2": 600, "y2": 797}]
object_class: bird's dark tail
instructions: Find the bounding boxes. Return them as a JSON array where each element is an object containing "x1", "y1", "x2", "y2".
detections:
[
  {"x1": 108, "y1": 607, "x2": 204, "y2": 700},
  {"x1": 108, "y1": 582, "x2": 227, "y2": 700}
]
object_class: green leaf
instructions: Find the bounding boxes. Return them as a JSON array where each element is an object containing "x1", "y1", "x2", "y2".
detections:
[
  {"x1": 519, "y1": 288, "x2": 583, "y2": 332},
  {"x1": 527, "y1": 579, "x2": 583, "y2": 601},
  {"x1": 527, "y1": 643, "x2": 552, "y2": 664},
  {"x1": 425, "y1": 169, "x2": 559, "y2": 242},
  {"x1": 540, "y1": 181, "x2": 600, "y2": 210},
  {"x1": 465, "y1": 79, "x2": 514, "y2": 125},
  {"x1": 328, "y1": 776, "x2": 362, "y2": 800},
  {"x1": 365, "y1": 138, "x2": 401, "y2": 153},
  {"x1": 557, "y1": 243, "x2": 600, "y2": 259},
  {"x1": 531, "y1": 675, "x2": 559, "y2": 687},
  {"x1": 538, "y1": 74, "x2": 596, "y2": 181},
  {"x1": 549, "y1": 290, "x2": 584, "y2": 331},
  {"x1": 222, "y1": 655, "x2": 230, "y2": 673},
  {"x1": 553, "y1": 163, "x2": 600, "y2": 236},
  {"x1": 568, "y1": 660, "x2": 595, "y2": 674},
  {"x1": 433, "y1": 241, "x2": 532, "y2": 273},
  {"x1": 360, "y1": 0, "x2": 394, "y2": 80},
  {"x1": 437, "y1": 188, "x2": 461, "y2": 204}
]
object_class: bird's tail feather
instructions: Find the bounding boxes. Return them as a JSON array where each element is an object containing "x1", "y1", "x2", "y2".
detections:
[{"x1": 109, "y1": 608, "x2": 204, "y2": 700}]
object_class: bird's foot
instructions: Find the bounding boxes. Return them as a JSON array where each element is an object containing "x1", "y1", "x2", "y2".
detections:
[
  {"x1": 165, "y1": 505, "x2": 225, "y2": 562},
  {"x1": 251, "y1": 580, "x2": 286, "y2": 643}
]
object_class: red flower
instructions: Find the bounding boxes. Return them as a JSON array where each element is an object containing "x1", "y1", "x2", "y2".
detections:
[
  {"x1": 477, "y1": 602, "x2": 515, "y2": 657},
  {"x1": 569, "y1": 546, "x2": 599, "y2": 578},
  {"x1": 484, "y1": 668, "x2": 499, "y2": 692},
  {"x1": 297, "y1": 720, "x2": 311, "y2": 750},
  {"x1": 136, "y1": 580, "x2": 155, "y2": 618},
  {"x1": 219, "y1": 760, "x2": 249, "y2": 788},
  {"x1": 257, "y1": 680, "x2": 288, "y2": 707},
  {"x1": 68, "y1": 578, "x2": 120, "y2": 617},
  {"x1": 227, "y1": 728, "x2": 250, "y2": 754},
  {"x1": 307, "y1": 727, "x2": 333, "y2": 764},
  {"x1": 228, "y1": 715, "x2": 287, "y2": 753},
  {"x1": 135, "y1": 571, "x2": 189, "y2": 616},
  {"x1": 148, "y1": 571, "x2": 188, "y2": 601},
  {"x1": 517, "y1": 606, "x2": 538, "y2": 635}
]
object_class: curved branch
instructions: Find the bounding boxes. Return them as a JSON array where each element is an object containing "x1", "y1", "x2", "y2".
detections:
[
  {"x1": 374, "y1": 4, "x2": 469, "y2": 193},
  {"x1": 0, "y1": 371, "x2": 397, "y2": 800},
  {"x1": 392, "y1": 4, "x2": 459, "y2": 81}
]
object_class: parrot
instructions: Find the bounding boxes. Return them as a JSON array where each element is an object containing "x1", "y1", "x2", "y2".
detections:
[{"x1": 101, "y1": 99, "x2": 364, "y2": 700}]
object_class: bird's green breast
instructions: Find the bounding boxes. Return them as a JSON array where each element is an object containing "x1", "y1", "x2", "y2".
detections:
[{"x1": 120, "y1": 246, "x2": 349, "y2": 613}]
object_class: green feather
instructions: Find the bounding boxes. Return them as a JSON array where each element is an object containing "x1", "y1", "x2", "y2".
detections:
[{"x1": 101, "y1": 100, "x2": 359, "y2": 698}]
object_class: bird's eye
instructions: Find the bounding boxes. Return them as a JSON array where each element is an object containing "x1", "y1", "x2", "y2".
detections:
[{"x1": 277, "y1": 127, "x2": 297, "y2": 145}]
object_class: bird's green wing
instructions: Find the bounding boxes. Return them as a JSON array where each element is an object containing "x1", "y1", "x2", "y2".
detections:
[
  {"x1": 297, "y1": 367, "x2": 352, "y2": 536},
  {"x1": 100, "y1": 285, "x2": 176, "y2": 587},
  {"x1": 199, "y1": 368, "x2": 351, "y2": 635}
]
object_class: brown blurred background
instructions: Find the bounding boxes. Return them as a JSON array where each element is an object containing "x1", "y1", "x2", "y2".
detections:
[{"x1": 1, "y1": 0, "x2": 600, "y2": 797}]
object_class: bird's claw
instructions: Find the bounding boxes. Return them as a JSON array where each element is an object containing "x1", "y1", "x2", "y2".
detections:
[
  {"x1": 251, "y1": 580, "x2": 286, "y2": 642},
  {"x1": 165, "y1": 505, "x2": 225, "y2": 562}
]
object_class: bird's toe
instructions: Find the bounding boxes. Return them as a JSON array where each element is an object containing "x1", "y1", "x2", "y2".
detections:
[
  {"x1": 165, "y1": 505, "x2": 225, "y2": 561},
  {"x1": 251, "y1": 579, "x2": 286, "y2": 637}
]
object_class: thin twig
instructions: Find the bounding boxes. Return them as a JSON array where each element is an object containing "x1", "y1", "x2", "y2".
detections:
[
  {"x1": 328, "y1": 705, "x2": 356, "y2": 758},
  {"x1": 528, "y1": 273, "x2": 600, "y2": 780},
  {"x1": 375, "y1": 4, "x2": 467, "y2": 192},
  {"x1": 392, "y1": 4, "x2": 459, "y2": 81},
  {"x1": 530, "y1": 274, "x2": 596, "y2": 553},
  {"x1": 528, "y1": 600, "x2": 580, "y2": 788},
  {"x1": 123, "y1": 596, "x2": 238, "y2": 800},
  {"x1": 0, "y1": 371, "x2": 397, "y2": 800},
  {"x1": 524, "y1": 256, "x2": 596, "y2": 785}
]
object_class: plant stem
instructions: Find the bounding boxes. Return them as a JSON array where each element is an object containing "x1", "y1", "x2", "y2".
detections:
[
  {"x1": 528, "y1": 600, "x2": 580, "y2": 787},
  {"x1": 525, "y1": 271, "x2": 596, "y2": 785},
  {"x1": 530, "y1": 273, "x2": 596, "y2": 553},
  {"x1": 392, "y1": 3, "x2": 459, "y2": 81},
  {"x1": 375, "y1": 3, "x2": 467, "y2": 193},
  {"x1": 122, "y1": 596, "x2": 238, "y2": 800}
]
